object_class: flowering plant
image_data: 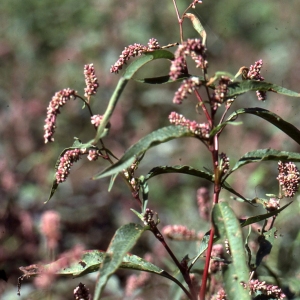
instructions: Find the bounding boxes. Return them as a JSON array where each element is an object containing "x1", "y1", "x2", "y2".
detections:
[{"x1": 19, "y1": 1, "x2": 300, "y2": 299}]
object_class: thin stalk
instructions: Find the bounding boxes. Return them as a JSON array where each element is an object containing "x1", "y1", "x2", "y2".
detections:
[
  {"x1": 172, "y1": 0, "x2": 184, "y2": 43},
  {"x1": 151, "y1": 225, "x2": 197, "y2": 300},
  {"x1": 200, "y1": 135, "x2": 221, "y2": 300}
]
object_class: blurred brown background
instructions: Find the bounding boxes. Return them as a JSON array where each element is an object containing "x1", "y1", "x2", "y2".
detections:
[{"x1": 1, "y1": 0, "x2": 300, "y2": 299}]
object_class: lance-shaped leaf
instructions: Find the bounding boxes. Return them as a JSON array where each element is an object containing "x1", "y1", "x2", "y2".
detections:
[
  {"x1": 209, "y1": 121, "x2": 242, "y2": 138},
  {"x1": 226, "y1": 107, "x2": 300, "y2": 145},
  {"x1": 240, "y1": 201, "x2": 293, "y2": 228},
  {"x1": 229, "y1": 149, "x2": 300, "y2": 175},
  {"x1": 20, "y1": 249, "x2": 192, "y2": 300},
  {"x1": 134, "y1": 74, "x2": 203, "y2": 84},
  {"x1": 212, "y1": 202, "x2": 250, "y2": 300},
  {"x1": 93, "y1": 126, "x2": 194, "y2": 179},
  {"x1": 184, "y1": 13, "x2": 207, "y2": 45},
  {"x1": 226, "y1": 80, "x2": 300, "y2": 99},
  {"x1": 145, "y1": 165, "x2": 250, "y2": 202},
  {"x1": 94, "y1": 50, "x2": 175, "y2": 143},
  {"x1": 93, "y1": 223, "x2": 145, "y2": 300}
]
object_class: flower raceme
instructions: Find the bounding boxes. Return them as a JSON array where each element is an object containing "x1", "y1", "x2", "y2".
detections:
[
  {"x1": 44, "y1": 64, "x2": 99, "y2": 144},
  {"x1": 277, "y1": 161, "x2": 300, "y2": 198},
  {"x1": 110, "y1": 38, "x2": 161, "y2": 74}
]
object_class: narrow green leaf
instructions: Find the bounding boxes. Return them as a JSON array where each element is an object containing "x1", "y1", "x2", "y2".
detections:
[
  {"x1": 108, "y1": 173, "x2": 118, "y2": 192},
  {"x1": 226, "y1": 107, "x2": 300, "y2": 145},
  {"x1": 139, "y1": 176, "x2": 149, "y2": 213},
  {"x1": 212, "y1": 202, "x2": 250, "y2": 300},
  {"x1": 93, "y1": 223, "x2": 145, "y2": 300},
  {"x1": 226, "y1": 80, "x2": 300, "y2": 98},
  {"x1": 20, "y1": 250, "x2": 183, "y2": 285},
  {"x1": 230, "y1": 149, "x2": 300, "y2": 174},
  {"x1": 209, "y1": 121, "x2": 242, "y2": 138},
  {"x1": 145, "y1": 165, "x2": 250, "y2": 202},
  {"x1": 134, "y1": 74, "x2": 199, "y2": 84},
  {"x1": 123, "y1": 50, "x2": 175, "y2": 80},
  {"x1": 184, "y1": 13, "x2": 207, "y2": 45},
  {"x1": 93, "y1": 126, "x2": 194, "y2": 179},
  {"x1": 240, "y1": 201, "x2": 293, "y2": 228},
  {"x1": 94, "y1": 50, "x2": 175, "y2": 143}
]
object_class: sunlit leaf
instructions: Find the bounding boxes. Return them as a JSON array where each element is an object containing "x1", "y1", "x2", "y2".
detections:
[
  {"x1": 145, "y1": 165, "x2": 250, "y2": 202},
  {"x1": 226, "y1": 107, "x2": 300, "y2": 145},
  {"x1": 93, "y1": 126, "x2": 194, "y2": 179},
  {"x1": 226, "y1": 80, "x2": 300, "y2": 98},
  {"x1": 240, "y1": 201, "x2": 293, "y2": 227},
  {"x1": 229, "y1": 149, "x2": 300, "y2": 175},
  {"x1": 212, "y1": 202, "x2": 250, "y2": 300},
  {"x1": 134, "y1": 74, "x2": 199, "y2": 84},
  {"x1": 94, "y1": 223, "x2": 144, "y2": 300}
]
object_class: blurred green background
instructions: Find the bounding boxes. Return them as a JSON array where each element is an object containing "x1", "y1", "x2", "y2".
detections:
[{"x1": 1, "y1": 0, "x2": 300, "y2": 299}]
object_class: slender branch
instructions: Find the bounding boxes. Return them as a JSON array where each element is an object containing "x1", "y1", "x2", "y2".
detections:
[
  {"x1": 150, "y1": 225, "x2": 197, "y2": 300},
  {"x1": 194, "y1": 89, "x2": 212, "y2": 128},
  {"x1": 200, "y1": 135, "x2": 221, "y2": 300}
]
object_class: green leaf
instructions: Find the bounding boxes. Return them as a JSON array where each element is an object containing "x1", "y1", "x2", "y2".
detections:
[
  {"x1": 94, "y1": 50, "x2": 175, "y2": 143},
  {"x1": 93, "y1": 126, "x2": 194, "y2": 179},
  {"x1": 230, "y1": 149, "x2": 300, "y2": 174},
  {"x1": 240, "y1": 201, "x2": 293, "y2": 228},
  {"x1": 20, "y1": 249, "x2": 189, "y2": 295},
  {"x1": 139, "y1": 176, "x2": 149, "y2": 214},
  {"x1": 212, "y1": 202, "x2": 250, "y2": 300},
  {"x1": 184, "y1": 13, "x2": 207, "y2": 45},
  {"x1": 94, "y1": 223, "x2": 145, "y2": 300},
  {"x1": 123, "y1": 49, "x2": 175, "y2": 80},
  {"x1": 226, "y1": 107, "x2": 300, "y2": 145},
  {"x1": 46, "y1": 138, "x2": 95, "y2": 203},
  {"x1": 145, "y1": 165, "x2": 250, "y2": 202},
  {"x1": 209, "y1": 121, "x2": 242, "y2": 138},
  {"x1": 134, "y1": 74, "x2": 198, "y2": 84},
  {"x1": 226, "y1": 80, "x2": 300, "y2": 98}
]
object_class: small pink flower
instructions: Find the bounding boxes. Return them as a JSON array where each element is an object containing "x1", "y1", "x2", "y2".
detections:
[
  {"x1": 84, "y1": 64, "x2": 99, "y2": 98},
  {"x1": 91, "y1": 114, "x2": 103, "y2": 127},
  {"x1": 110, "y1": 38, "x2": 160, "y2": 73}
]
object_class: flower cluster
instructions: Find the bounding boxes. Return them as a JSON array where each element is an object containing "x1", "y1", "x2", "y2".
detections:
[
  {"x1": 219, "y1": 152, "x2": 230, "y2": 175},
  {"x1": 44, "y1": 88, "x2": 76, "y2": 143},
  {"x1": 265, "y1": 197, "x2": 280, "y2": 211},
  {"x1": 277, "y1": 161, "x2": 300, "y2": 198},
  {"x1": 173, "y1": 77, "x2": 202, "y2": 104},
  {"x1": 143, "y1": 208, "x2": 155, "y2": 226},
  {"x1": 209, "y1": 244, "x2": 226, "y2": 273},
  {"x1": 211, "y1": 76, "x2": 231, "y2": 105},
  {"x1": 56, "y1": 148, "x2": 101, "y2": 184},
  {"x1": 169, "y1": 112, "x2": 210, "y2": 138},
  {"x1": 169, "y1": 38, "x2": 207, "y2": 80},
  {"x1": 74, "y1": 282, "x2": 91, "y2": 300},
  {"x1": 241, "y1": 279, "x2": 286, "y2": 300},
  {"x1": 210, "y1": 288, "x2": 227, "y2": 300},
  {"x1": 191, "y1": 0, "x2": 202, "y2": 8},
  {"x1": 110, "y1": 38, "x2": 161, "y2": 73},
  {"x1": 246, "y1": 59, "x2": 267, "y2": 101},
  {"x1": 91, "y1": 114, "x2": 103, "y2": 127},
  {"x1": 162, "y1": 225, "x2": 198, "y2": 240},
  {"x1": 84, "y1": 64, "x2": 99, "y2": 98}
]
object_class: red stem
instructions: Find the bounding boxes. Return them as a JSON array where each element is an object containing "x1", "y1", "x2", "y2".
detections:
[{"x1": 199, "y1": 135, "x2": 221, "y2": 300}]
